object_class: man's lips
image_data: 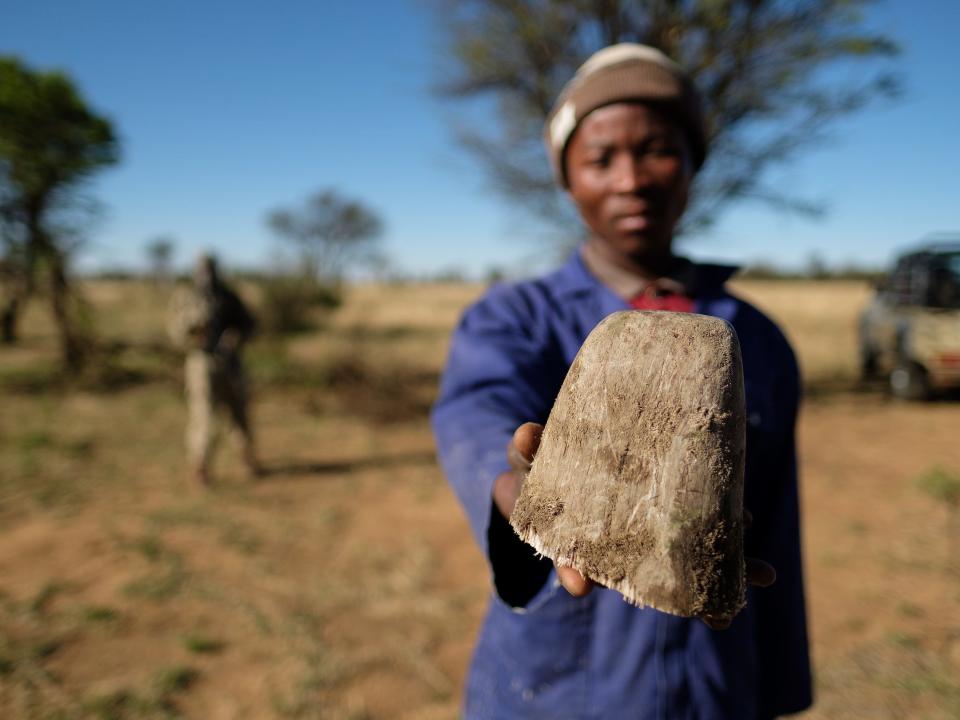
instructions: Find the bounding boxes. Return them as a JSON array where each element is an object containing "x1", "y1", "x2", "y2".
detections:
[
  {"x1": 611, "y1": 208, "x2": 663, "y2": 231},
  {"x1": 614, "y1": 214, "x2": 651, "y2": 231}
]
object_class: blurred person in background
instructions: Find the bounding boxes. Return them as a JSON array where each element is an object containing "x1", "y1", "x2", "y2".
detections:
[
  {"x1": 432, "y1": 44, "x2": 811, "y2": 718},
  {"x1": 168, "y1": 253, "x2": 259, "y2": 487}
]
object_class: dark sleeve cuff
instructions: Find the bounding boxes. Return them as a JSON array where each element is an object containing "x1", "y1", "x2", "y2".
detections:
[{"x1": 487, "y1": 500, "x2": 553, "y2": 608}]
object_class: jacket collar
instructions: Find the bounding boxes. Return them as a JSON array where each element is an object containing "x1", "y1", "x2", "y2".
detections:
[{"x1": 551, "y1": 245, "x2": 739, "y2": 300}]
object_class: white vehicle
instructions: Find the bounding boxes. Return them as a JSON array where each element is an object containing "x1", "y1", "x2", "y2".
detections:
[{"x1": 859, "y1": 241, "x2": 960, "y2": 400}]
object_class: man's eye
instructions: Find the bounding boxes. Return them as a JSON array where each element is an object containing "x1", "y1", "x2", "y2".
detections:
[
  {"x1": 586, "y1": 155, "x2": 610, "y2": 167},
  {"x1": 645, "y1": 145, "x2": 680, "y2": 158}
]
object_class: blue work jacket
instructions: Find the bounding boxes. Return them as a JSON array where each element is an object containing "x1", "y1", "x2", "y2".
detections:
[{"x1": 432, "y1": 249, "x2": 812, "y2": 719}]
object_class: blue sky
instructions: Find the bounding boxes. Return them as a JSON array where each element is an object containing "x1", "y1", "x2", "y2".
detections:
[{"x1": 2, "y1": 0, "x2": 958, "y2": 277}]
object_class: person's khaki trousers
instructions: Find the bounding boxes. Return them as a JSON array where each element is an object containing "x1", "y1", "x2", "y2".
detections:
[{"x1": 185, "y1": 350, "x2": 251, "y2": 471}]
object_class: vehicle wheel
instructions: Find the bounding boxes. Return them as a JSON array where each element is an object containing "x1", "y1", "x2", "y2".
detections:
[{"x1": 889, "y1": 362, "x2": 930, "y2": 401}]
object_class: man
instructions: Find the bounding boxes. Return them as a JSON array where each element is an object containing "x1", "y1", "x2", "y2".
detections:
[
  {"x1": 168, "y1": 254, "x2": 258, "y2": 486},
  {"x1": 432, "y1": 44, "x2": 812, "y2": 718}
]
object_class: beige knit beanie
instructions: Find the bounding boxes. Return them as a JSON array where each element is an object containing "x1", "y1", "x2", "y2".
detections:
[{"x1": 544, "y1": 43, "x2": 708, "y2": 187}]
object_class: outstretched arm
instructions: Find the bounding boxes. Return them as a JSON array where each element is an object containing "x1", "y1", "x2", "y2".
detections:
[{"x1": 431, "y1": 287, "x2": 565, "y2": 608}]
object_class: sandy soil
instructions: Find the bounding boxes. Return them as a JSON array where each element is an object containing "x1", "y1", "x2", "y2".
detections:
[{"x1": 0, "y1": 280, "x2": 957, "y2": 719}]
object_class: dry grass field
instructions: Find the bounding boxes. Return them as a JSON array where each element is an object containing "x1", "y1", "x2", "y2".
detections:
[{"x1": 1, "y1": 277, "x2": 958, "y2": 719}]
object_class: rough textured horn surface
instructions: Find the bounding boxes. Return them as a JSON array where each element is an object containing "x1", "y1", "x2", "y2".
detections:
[{"x1": 510, "y1": 310, "x2": 747, "y2": 620}]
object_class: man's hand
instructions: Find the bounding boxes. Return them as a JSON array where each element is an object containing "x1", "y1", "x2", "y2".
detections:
[
  {"x1": 704, "y1": 510, "x2": 777, "y2": 629},
  {"x1": 494, "y1": 422, "x2": 594, "y2": 598},
  {"x1": 494, "y1": 422, "x2": 777, "y2": 626}
]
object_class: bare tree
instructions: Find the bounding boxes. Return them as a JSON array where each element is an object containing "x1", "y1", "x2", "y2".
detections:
[
  {"x1": 266, "y1": 190, "x2": 384, "y2": 284},
  {"x1": 145, "y1": 236, "x2": 175, "y2": 284}
]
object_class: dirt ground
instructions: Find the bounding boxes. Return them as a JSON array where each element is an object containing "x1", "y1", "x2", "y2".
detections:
[{"x1": 0, "y1": 279, "x2": 958, "y2": 719}]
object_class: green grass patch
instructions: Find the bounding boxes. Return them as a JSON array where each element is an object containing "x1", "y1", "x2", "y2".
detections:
[
  {"x1": 123, "y1": 536, "x2": 187, "y2": 601},
  {"x1": 82, "y1": 605, "x2": 120, "y2": 623},
  {"x1": 63, "y1": 436, "x2": 96, "y2": 459},
  {"x1": 19, "y1": 429, "x2": 54, "y2": 452},
  {"x1": 153, "y1": 665, "x2": 199, "y2": 696},
  {"x1": 896, "y1": 602, "x2": 925, "y2": 619},
  {"x1": 147, "y1": 504, "x2": 262, "y2": 556},
  {"x1": 220, "y1": 522, "x2": 262, "y2": 555},
  {"x1": 888, "y1": 668, "x2": 960, "y2": 701},
  {"x1": 0, "y1": 361, "x2": 62, "y2": 394},
  {"x1": 84, "y1": 665, "x2": 200, "y2": 719},
  {"x1": 84, "y1": 686, "x2": 179, "y2": 720},
  {"x1": 845, "y1": 616, "x2": 867, "y2": 633},
  {"x1": 846, "y1": 520, "x2": 867, "y2": 535},
  {"x1": 917, "y1": 466, "x2": 960, "y2": 506},
  {"x1": 30, "y1": 636, "x2": 64, "y2": 660},
  {"x1": 1, "y1": 425, "x2": 92, "y2": 511},
  {"x1": 182, "y1": 633, "x2": 224, "y2": 654},
  {"x1": 885, "y1": 631, "x2": 921, "y2": 649},
  {"x1": 84, "y1": 689, "x2": 139, "y2": 720},
  {"x1": 123, "y1": 560, "x2": 185, "y2": 601},
  {"x1": 29, "y1": 581, "x2": 69, "y2": 615},
  {"x1": 133, "y1": 534, "x2": 165, "y2": 562},
  {"x1": 147, "y1": 505, "x2": 214, "y2": 528}
]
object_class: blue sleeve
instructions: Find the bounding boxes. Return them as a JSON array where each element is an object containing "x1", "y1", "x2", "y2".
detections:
[
  {"x1": 431, "y1": 284, "x2": 565, "y2": 604},
  {"x1": 745, "y1": 329, "x2": 813, "y2": 717}
]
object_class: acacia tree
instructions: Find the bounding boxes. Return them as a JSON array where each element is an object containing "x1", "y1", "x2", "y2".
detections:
[
  {"x1": 0, "y1": 56, "x2": 119, "y2": 367},
  {"x1": 267, "y1": 190, "x2": 384, "y2": 284},
  {"x1": 436, "y1": 0, "x2": 899, "y2": 236},
  {"x1": 145, "y1": 236, "x2": 175, "y2": 284}
]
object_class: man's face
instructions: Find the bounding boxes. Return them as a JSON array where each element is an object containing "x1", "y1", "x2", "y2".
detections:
[{"x1": 565, "y1": 103, "x2": 692, "y2": 266}]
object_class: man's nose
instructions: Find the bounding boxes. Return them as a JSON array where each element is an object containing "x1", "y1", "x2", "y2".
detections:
[{"x1": 611, "y1": 156, "x2": 651, "y2": 193}]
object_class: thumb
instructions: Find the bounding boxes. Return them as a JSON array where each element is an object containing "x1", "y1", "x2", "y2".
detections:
[{"x1": 512, "y1": 422, "x2": 544, "y2": 466}]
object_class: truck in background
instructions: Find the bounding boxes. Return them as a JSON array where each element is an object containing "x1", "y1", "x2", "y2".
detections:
[{"x1": 859, "y1": 240, "x2": 960, "y2": 400}]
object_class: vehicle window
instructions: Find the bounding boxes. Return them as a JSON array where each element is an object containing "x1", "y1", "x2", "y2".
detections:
[
  {"x1": 888, "y1": 259, "x2": 914, "y2": 305},
  {"x1": 947, "y1": 254, "x2": 960, "y2": 282},
  {"x1": 884, "y1": 252, "x2": 960, "y2": 308},
  {"x1": 931, "y1": 253, "x2": 960, "y2": 308},
  {"x1": 910, "y1": 261, "x2": 931, "y2": 306}
]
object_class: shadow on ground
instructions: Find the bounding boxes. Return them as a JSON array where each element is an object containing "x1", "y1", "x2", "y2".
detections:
[
  {"x1": 805, "y1": 376, "x2": 960, "y2": 403},
  {"x1": 259, "y1": 449, "x2": 438, "y2": 480}
]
